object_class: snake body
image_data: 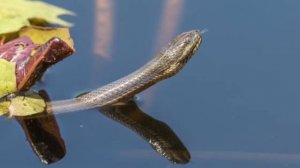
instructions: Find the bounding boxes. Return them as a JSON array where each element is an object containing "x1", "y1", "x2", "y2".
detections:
[{"x1": 48, "y1": 30, "x2": 202, "y2": 114}]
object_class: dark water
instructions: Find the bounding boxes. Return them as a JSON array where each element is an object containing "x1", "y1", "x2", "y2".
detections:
[{"x1": 1, "y1": 0, "x2": 300, "y2": 167}]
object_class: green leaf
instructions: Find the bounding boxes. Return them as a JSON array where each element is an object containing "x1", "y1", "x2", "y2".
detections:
[
  {"x1": 19, "y1": 26, "x2": 74, "y2": 47},
  {"x1": 0, "y1": 59, "x2": 17, "y2": 98},
  {"x1": 0, "y1": 0, "x2": 75, "y2": 34},
  {"x1": 0, "y1": 101, "x2": 10, "y2": 116},
  {"x1": 8, "y1": 91, "x2": 46, "y2": 117}
]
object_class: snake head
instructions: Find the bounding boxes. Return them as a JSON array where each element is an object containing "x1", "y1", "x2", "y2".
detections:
[{"x1": 159, "y1": 30, "x2": 202, "y2": 77}]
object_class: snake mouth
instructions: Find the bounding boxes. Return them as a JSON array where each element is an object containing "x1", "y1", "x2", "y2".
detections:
[{"x1": 191, "y1": 30, "x2": 202, "y2": 55}]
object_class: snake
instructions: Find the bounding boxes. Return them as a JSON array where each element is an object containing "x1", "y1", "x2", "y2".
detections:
[
  {"x1": 33, "y1": 30, "x2": 202, "y2": 164},
  {"x1": 47, "y1": 30, "x2": 202, "y2": 114}
]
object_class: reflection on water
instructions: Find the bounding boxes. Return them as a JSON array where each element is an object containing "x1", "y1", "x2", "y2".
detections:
[
  {"x1": 99, "y1": 99, "x2": 190, "y2": 164},
  {"x1": 93, "y1": 0, "x2": 184, "y2": 59},
  {"x1": 154, "y1": 0, "x2": 184, "y2": 51},
  {"x1": 16, "y1": 114, "x2": 66, "y2": 164},
  {"x1": 13, "y1": 93, "x2": 190, "y2": 164},
  {"x1": 93, "y1": 0, "x2": 114, "y2": 59},
  {"x1": 16, "y1": 91, "x2": 66, "y2": 164}
]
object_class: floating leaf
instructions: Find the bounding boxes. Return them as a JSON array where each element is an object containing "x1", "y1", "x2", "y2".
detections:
[
  {"x1": 0, "y1": 0, "x2": 75, "y2": 34},
  {"x1": 0, "y1": 101, "x2": 10, "y2": 116},
  {"x1": 8, "y1": 91, "x2": 46, "y2": 116},
  {"x1": 0, "y1": 31, "x2": 74, "y2": 115},
  {"x1": 19, "y1": 26, "x2": 74, "y2": 47},
  {"x1": 0, "y1": 59, "x2": 17, "y2": 98},
  {"x1": 0, "y1": 35, "x2": 74, "y2": 91}
]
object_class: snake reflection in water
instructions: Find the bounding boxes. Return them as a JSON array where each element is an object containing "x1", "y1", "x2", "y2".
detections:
[{"x1": 45, "y1": 30, "x2": 202, "y2": 164}]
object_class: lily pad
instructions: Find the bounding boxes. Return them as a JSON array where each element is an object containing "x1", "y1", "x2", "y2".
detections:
[
  {"x1": 0, "y1": 59, "x2": 16, "y2": 98},
  {"x1": 8, "y1": 91, "x2": 46, "y2": 117},
  {"x1": 0, "y1": 101, "x2": 10, "y2": 116},
  {"x1": 19, "y1": 26, "x2": 74, "y2": 47},
  {"x1": 0, "y1": 0, "x2": 75, "y2": 35},
  {"x1": 0, "y1": 32, "x2": 75, "y2": 117}
]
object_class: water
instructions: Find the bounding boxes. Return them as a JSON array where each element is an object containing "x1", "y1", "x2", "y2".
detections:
[{"x1": 1, "y1": 0, "x2": 300, "y2": 167}]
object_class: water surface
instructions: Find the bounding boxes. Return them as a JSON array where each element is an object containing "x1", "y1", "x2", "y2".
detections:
[{"x1": 1, "y1": 0, "x2": 300, "y2": 167}]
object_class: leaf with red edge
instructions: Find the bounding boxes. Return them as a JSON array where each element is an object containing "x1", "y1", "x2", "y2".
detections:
[
  {"x1": 0, "y1": 35, "x2": 75, "y2": 91},
  {"x1": 0, "y1": 34, "x2": 75, "y2": 116}
]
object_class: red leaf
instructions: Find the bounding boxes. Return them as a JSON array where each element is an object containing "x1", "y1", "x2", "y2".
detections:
[{"x1": 0, "y1": 36, "x2": 75, "y2": 91}]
